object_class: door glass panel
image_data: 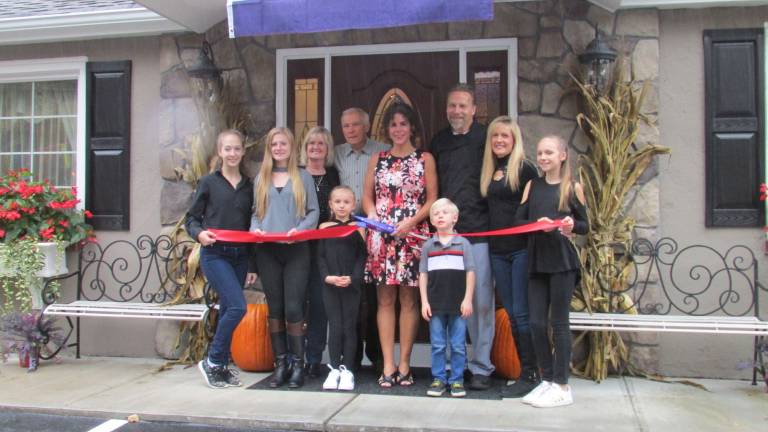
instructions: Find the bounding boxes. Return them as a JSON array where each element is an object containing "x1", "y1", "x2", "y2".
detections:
[
  {"x1": 474, "y1": 70, "x2": 501, "y2": 126},
  {"x1": 467, "y1": 50, "x2": 508, "y2": 124},
  {"x1": 294, "y1": 78, "x2": 319, "y2": 146},
  {"x1": 287, "y1": 58, "x2": 324, "y2": 147},
  {"x1": 371, "y1": 88, "x2": 414, "y2": 145}
]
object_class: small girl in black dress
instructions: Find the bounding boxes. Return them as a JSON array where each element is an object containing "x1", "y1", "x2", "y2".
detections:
[
  {"x1": 516, "y1": 135, "x2": 589, "y2": 408},
  {"x1": 318, "y1": 185, "x2": 366, "y2": 391}
]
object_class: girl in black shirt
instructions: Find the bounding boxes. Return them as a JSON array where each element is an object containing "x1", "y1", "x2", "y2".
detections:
[
  {"x1": 516, "y1": 135, "x2": 588, "y2": 408},
  {"x1": 186, "y1": 129, "x2": 256, "y2": 389},
  {"x1": 317, "y1": 186, "x2": 366, "y2": 391}
]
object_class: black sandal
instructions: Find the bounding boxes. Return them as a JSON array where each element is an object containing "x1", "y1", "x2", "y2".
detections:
[
  {"x1": 396, "y1": 370, "x2": 414, "y2": 387},
  {"x1": 378, "y1": 372, "x2": 396, "y2": 388}
]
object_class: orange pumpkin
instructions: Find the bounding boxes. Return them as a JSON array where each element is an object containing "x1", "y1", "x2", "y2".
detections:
[
  {"x1": 491, "y1": 308, "x2": 521, "y2": 379},
  {"x1": 231, "y1": 303, "x2": 274, "y2": 372}
]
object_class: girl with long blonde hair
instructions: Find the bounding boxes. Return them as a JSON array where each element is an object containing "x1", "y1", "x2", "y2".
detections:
[
  {"x1": 251, "y1": 127, "x2": 319, "y2": 389},
  {"x1": 516, "y1": 135, "x2": 588, "y2": 408},
  {"x1": 480, "y1": 116, "x2": 540, "y2": 398}
]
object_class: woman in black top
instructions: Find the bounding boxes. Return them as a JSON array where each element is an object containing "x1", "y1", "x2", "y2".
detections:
[
  {"x1": 516, "y1": 135, "x2": 589, "y2": 408},
  {"x1": 479, "y1": 116, "x2": 539, "y2": 397},
  {"x1": 317, "y1": 186, "x2": 366, "y2": 391},
  {"x1": 186, "y1": 129, "x2": 257, "y2": 389},
  {"x1": 300, "y1": 126, "x2": 341, "y2": 377}
]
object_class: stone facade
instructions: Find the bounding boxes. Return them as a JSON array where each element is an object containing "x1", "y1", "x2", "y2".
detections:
[{"x1": 157, "y1": 0, "x2": 663, "y2": 370}]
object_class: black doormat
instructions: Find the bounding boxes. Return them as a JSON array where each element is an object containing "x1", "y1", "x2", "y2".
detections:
[{"x1": 247, "y1": 365, "x2": 510, "y2": 400}]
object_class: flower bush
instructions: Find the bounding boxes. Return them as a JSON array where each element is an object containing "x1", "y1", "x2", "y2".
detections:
[{"x1": 0, "y1": 168, "x2": 93, "y2": 244}]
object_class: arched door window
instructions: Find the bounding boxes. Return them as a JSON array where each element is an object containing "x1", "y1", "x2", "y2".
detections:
[{"x1": 371, "y1": 88, "x2": 416, "y2": 145}]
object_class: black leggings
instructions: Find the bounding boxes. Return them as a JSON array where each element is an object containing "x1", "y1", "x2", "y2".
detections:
[
  {"x1": 255, "y1": 242, "x2": 310, "y2": 323},
  {"x1": 528, "y1": 270, "x2": 577, "y2": 385},
  {"x1": 323, "y1": 284, "x2": 361, "y2": 370}
]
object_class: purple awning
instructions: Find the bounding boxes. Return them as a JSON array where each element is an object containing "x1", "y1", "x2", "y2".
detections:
[{"x1": 227, "y1": 0, "x2": 493, "y2": 38}]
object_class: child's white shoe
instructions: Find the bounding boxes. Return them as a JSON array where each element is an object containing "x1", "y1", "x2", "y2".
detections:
[
  {"x1": 531, "y1": 384, "x2": 573, "y2": 408},
  {"x1": 337, "y1": 365, "x2": 355, "y2": 391},
  {"x1": 323, "y1": 365, "x2": 341, "y2": 390},
  {"x1": 522, "y1": 380, "x2": 552, "y2": 405}
]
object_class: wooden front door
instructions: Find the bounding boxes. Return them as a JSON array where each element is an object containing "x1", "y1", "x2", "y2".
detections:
[{"x1": 330, "y1": 51, "x2": 459, "y2": 148}]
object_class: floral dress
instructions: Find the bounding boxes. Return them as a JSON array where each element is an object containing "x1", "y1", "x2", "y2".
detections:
[{"x1": 365, "y1": 150, "x2": 429, "y2": 287}]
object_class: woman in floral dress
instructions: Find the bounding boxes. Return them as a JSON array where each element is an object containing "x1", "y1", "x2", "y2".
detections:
[{"x1": 362, "y1": 102, "x2": 437, "y2": 387}]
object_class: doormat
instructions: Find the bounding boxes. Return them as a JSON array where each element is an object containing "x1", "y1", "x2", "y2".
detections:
[{"x1": 247, "y1": 365, "x2": 510, "y2": 400}]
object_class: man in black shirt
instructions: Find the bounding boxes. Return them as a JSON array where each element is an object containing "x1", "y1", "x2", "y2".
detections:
[{"x1": 429, "y1": 84, "x2": 494, "y2": 390}]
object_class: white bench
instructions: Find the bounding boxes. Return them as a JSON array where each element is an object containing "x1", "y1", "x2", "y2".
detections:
[
  {"x1": 40, "y1": 234, "x2": 213, "y2": 359},
  {"x1": 567, "y1": 238, "x2": 767, "y2": 384}
]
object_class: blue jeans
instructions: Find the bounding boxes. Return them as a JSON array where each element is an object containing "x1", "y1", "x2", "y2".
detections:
[
  {"x1": 430, "y1": 313, "x2": 467, "y2": 384},
  {"x1": 491, "y1": 249, "x2": 531, "y2": 336},
  {"x1": 200, "y1": 244, "x2": 249, "y2": 366}
]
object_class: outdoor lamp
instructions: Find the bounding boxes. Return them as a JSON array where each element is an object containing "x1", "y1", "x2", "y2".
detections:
[
  {"x1": 186, "y1": 40, "x2": 221, "y2": 101},
  {"x1": 187, "y1": 40, "x2": 220, "y2": 80},
  {"x1": 578, "y1": 27, "x2": 617, "y2": 95}
]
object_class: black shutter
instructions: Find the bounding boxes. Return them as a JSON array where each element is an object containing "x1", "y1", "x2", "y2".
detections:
[
  {"x1": 704, "y1": 29, "x2": 764, "y2": 227},
  {"x1": 86, "y1": 61, "x2": 131, "y2": 230}
]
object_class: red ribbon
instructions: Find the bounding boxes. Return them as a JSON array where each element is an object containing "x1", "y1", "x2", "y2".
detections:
[
  {"x1": 210, "y1": 225, "x2": 359, "y2": 243},
  {"x1": 461, "y1": 219, "x2": 567, "y2": 237},
  {"x1": 209, "y1": 220, "x2": 565, "y2": 243}
]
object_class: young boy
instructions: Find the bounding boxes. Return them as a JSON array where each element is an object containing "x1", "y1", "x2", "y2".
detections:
[{"x1": 419, "y1": 198, "x2": 476, "y2": 397}]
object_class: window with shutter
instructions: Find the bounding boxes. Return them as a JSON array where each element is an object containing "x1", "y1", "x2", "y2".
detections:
[{"x1": 704, "y1": 29, "x2": 765, "y2": 227}]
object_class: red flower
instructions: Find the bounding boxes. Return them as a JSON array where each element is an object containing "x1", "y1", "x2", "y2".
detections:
[
  {"x1": 59, "y1": 220, "x2": 69, "y2": 228},
  {"x1": 0, "y1": 187, "x2": 9, "y2": 195},
  {"x1": 49, "y1": 199, "x2": 79, "y2": 210},
  {"x1": 760, "y1": 183, "x2": 767, "y2": 201},
  {"x1": 39, "y1": 226, "x2": 55, "y2": 240},
  {"x1": 0, "y1": 229, "x2": 5, "y2": 238},
  {"x1": 0, "y1": 210, "x2": 22, "y2": 221},
  {"x1": 84, "y1": 210, "x2": 93, "y2": 219}
]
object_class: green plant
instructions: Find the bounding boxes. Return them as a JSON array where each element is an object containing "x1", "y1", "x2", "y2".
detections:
[
  {"x1": 0, "y1": 237, "x2": 45, "y2": 313},
  {"x1": 571, "y1": 64, "x2": 671, "y2": 382}
]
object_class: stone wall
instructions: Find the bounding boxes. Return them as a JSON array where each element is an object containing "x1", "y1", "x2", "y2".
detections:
[{"x1": 157, "y1": 0, "x2": 663, "y2": 370}]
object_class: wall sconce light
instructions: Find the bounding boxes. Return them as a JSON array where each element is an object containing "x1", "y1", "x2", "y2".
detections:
[{"x1": 578, "y1": 27, "x2": 617, "y2": 95}]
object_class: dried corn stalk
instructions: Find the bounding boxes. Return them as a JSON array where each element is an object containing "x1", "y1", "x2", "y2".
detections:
[{"x1": 571, "y1": 64, "x2": 670, "y2": 382}]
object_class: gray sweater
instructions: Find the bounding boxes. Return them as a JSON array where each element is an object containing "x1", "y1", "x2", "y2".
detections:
[{"x1": 250, "y1": 169, "x2": 320, "y2": 233}]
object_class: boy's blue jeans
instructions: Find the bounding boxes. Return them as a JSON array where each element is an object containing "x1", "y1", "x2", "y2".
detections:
[
  {"x1": 200, "y1": 244, "x2": 249, "y2": 366},
  {"x1": 429, "y1": 313, "x2": 467, "y2": 385}
]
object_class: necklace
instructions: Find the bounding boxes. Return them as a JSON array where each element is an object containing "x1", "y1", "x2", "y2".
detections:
[{"x1": 313, "y1": 174, "x2": 325, "y2": 193}]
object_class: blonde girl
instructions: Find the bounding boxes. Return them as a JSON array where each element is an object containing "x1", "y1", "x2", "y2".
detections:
[
  {"x1": 317, "y1": 186, "x2": 366, "y2": 391},
  {"x1": 516, "y1": 135, "x2": 589, "y2": 408},
  {"x1": 251, "y1": 127, "x2": 319, "y2": 389}
]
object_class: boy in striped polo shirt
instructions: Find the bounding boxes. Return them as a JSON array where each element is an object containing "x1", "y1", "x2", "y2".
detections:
[{"x1": 419, "y1": 198, "x2": 476, "y2": 397}]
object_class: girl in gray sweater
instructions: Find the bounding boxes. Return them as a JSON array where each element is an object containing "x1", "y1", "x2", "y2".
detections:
[{"x1": 251, "y1": 127, "x2": 319, "y2": 389}]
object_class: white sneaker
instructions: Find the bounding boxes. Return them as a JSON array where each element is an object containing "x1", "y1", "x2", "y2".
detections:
[
  {"x1": 323, "y1": 365, "x2": 341, "y2": 390},
  {"x1": 337, "y1": 365, "x2": 355, "y2": 391},
  {"x1": 521, "y1": 380, "x2": 552, "y2": 405},
  {"x1": 531, "y1": 384, "x2": 573, "y2": 408}
]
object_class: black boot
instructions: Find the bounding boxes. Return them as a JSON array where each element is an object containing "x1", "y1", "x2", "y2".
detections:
[
  {"x1": 269, "y1": 329, "x2": 289, "y2": 388},
  {"x1": 507, "y1": 330, "x2": 541, "y2": 398},
  {"x1": 287, "y1": 322, "x2": 305, "y2": 388}
]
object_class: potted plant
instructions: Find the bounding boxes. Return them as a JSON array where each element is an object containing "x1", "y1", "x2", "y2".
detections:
[
  {"x1": 0, "y1": 310, "x2": 67, "y2": 371},
  {"x1": 0, "y1": 168, "x2": 94, "y2": 312}
]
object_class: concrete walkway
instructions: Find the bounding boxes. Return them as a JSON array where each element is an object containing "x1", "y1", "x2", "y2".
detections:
[{"x1": 0, "y1": 356, "x2": 765, "y2": 432}]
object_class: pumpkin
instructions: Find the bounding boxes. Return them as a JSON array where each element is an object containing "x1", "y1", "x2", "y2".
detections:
[
  {"x1": 231, "y1": 302, "x2": 274, "y2": 372},
  {"x1": 491, "y1": 308, "x2": 521, "y2": 379}
]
